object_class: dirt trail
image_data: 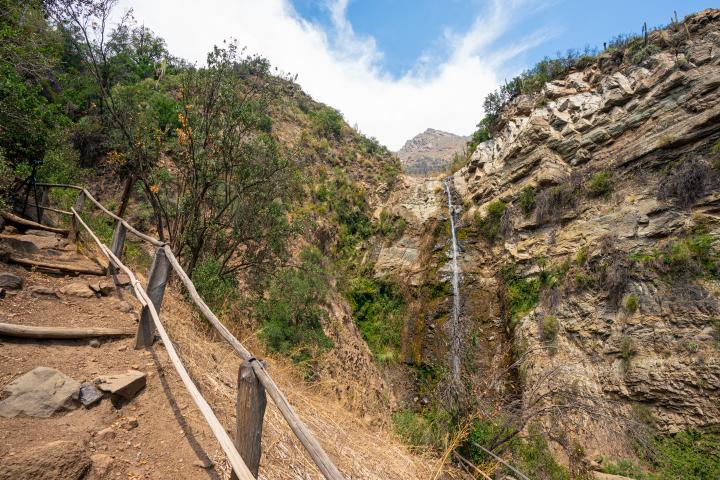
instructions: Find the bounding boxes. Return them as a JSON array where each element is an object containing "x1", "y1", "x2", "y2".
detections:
[{"x1": 0, "y1": 230, "x2": 223, "y2": 479}]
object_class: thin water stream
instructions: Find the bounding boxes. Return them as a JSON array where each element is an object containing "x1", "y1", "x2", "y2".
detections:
[{"x1": 443, "y1": 179, "x2": 461, "y2": 391}]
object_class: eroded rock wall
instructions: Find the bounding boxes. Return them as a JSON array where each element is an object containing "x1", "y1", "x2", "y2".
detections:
[{"x1": 453, "y1": 8, "x2": 720, "y2": 460}]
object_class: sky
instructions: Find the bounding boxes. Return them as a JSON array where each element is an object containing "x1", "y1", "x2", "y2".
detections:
[{"x1": 116, "y1": 0, "x2": 712, "y2": 150}]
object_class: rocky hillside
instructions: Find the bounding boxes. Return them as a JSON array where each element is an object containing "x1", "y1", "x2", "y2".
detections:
[
  {"x1": 457, "y1": 6, "x2": 720, "y2": 471},
  {"x1": 397, "y1": 128, "x2": 469, "y2": 175},
  {"x1": 375, "y1": 8, "x2": 720, "y2": 478}
]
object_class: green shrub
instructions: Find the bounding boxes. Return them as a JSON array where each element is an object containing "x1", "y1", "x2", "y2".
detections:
[
  {"x1": 256, "y1": 247, "x2": 333, "y2": 362},
  {"x1": 310, "y1": 106, "x2": 344, "y2": 140},
  {"x1": 542, "y1": 315, "x2": 560, "y2": 341},
  {"x1": 518, "y1": 186, "x2": 536, "y2": 217},
  {"x1": 393, "y1": 407, "x2": 452, "y2": 450},
  {"x1": 712, "y1": 139, "x2": 720, "y2": 170},
  {"x1": 653, "y1": 428, "x2": 720, "y2": 479},
  {"x1": 193, "y1": 257, "x2": 237, "y2": 312},
  {"x1": 464, "y1": 417, "x2": 517, "y2": 464},
  {"x1": 586, "y1": 171, "x2": 613, "y2": 198},
  {"x1": 503, "y1": 266, "x2": 541, "y2": 326},
  {"x1": 376, "y1": 209, "x2": 407, "y2": 241},
  {"x1": 625, "y1": 295, "x2": 639, "y2": 314},
  {"x1": 476, "y1": 200, "x2": 507, "y2": 243},
  {"x1": 346, "y1": 276, "x2": 405, "y2": 362},
  {"x1": 511, "y1": 426, "x2": 571, "y2": 480},
  {"x1": 466, "y1": 115, "x2": 492, "y2": 153},
  {"x1": 574, "y1": 272, "x2": 594, "y2": 290},
  {"x1": 601, "y1": 459, "x2": 647, "y2": 479},
  {"x1": 653, "y1": 235, "x2": 719, "y2": 279},
  {"x1": 576, "y1": 245, "x2": 589, "y2": 265},
  {"x1": 620, "y1": 336, "x2": 636, "y2": 366}
]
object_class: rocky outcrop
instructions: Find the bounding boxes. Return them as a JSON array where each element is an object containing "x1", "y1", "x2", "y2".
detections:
[
  {"x1": 0, "y1": 440, "x2": 91, "y2": 480},
  {"x1": 397, "y1": 128, "x2": 469, "y2": 175},
  {"x1": 450, "y1": 8, "x2": 720, "y2": 462}
]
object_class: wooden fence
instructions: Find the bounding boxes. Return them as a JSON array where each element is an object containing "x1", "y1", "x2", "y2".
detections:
[{"x1": 30, "y1": 183, "x2": 345, "y2": 480}]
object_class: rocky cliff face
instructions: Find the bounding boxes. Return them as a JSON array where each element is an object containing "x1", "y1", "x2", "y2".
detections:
[
  {"x1": 377, "y1": 8, "x2": 720, "y2": 471},
  {"x1": 451, "y1": 8, "x2": 720, "y2": 462},
  {"x1": 397, "y1": 128, "x2": 469, "y2": 175}
]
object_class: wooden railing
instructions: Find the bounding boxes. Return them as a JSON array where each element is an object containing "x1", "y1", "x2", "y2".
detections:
[{"x1": 31, "y1": 183, "x2": 345, "y2": 480}]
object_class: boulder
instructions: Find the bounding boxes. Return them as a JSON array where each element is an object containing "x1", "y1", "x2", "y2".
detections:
[
  {"x1": 60, "y1": 281, "x2": 96, "y2": 298},
  {"x1": 0, "y1": 272, "x2": 23, "y2": 290},
  {"x1": 0, "y1": 367, "x2": 80, "y2": 418},
  {"x1": 0, "y1": 440, "x2": 91, "y2": 480},
  {"x1": 95, "y1": 370, "x2": 146, "y2": 405}
]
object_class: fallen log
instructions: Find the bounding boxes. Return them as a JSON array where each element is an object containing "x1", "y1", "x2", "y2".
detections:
[
  {"x1": 0, "y1": 322, "x2": 133, "y2": 339},
  {"x1": 1, "y1": 211, "x2": 69, "y2": 236},
  {"x1": 8, "y1": 254, "x2": 106, "y2": 276}
]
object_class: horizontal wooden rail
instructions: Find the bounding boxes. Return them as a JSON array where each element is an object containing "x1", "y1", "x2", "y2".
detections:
[
  {"x1": 71, "y1": 208, "x2": 256, "y2": 480},
  {"x1": 35, "y1": 184, "x2": 345, "y2": 480},
  {"x1": 39, "y1": 184, "x2": 164, "y2": 246},
  {"x1": 24, "y1": 203, "x2": 73, "y2": 216},
  {"x1": 0, "y1": 322, "x2": 133, "y2": 339}
]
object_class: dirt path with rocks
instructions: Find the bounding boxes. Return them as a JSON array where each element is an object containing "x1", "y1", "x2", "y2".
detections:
[{"x1": 0, "y1": 229, "x2": 223, "y2": 480}]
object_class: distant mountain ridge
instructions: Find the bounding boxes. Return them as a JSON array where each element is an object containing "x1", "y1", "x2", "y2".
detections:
[{"x1": 396, "y1": 128, "x2": 469, "y2": 175}]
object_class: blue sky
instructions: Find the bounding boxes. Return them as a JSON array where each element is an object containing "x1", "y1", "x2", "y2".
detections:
[
  {"x1": 119, "y1": 0, "x2": 715, "y2": 149},
  {"x1": 293, "y1": 0, "x2": 712, "y2": 80}
]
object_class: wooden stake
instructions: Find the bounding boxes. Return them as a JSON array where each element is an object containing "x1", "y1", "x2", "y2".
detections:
[
  {"x1": 69, "y1": 191, "x2": 86, "y2": 243},
  {"x1": 109, "y1": 219, "x2": 127, "y2": 273},
  {"x1": 135, "y1": 247, "x2": 171, "y2": 349},
  {"x1": 232, "y1": 361, "x2": 267, "y2": 479}
]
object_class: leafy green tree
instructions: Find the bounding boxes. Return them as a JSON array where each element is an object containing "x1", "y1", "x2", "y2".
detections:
[
  {"x1": 147, "y1": 42, "x2": 298, "y2": 280},
  {"x1": 0, "y1": 0, "x2": 63, "y2": 163}
]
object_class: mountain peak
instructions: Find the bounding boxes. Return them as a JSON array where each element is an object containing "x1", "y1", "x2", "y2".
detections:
[{"x1": 397, "y1": 128, "x2": 469, "y2": 175}]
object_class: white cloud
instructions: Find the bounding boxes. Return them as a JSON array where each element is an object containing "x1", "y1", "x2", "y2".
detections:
[{"x1": 116, "y1": 0, "x2": 552, "y2": 150}]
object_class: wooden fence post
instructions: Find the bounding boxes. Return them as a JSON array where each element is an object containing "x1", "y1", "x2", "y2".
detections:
[
  {"x1": 109, "y1": 219, "x2": 127, "y2": 274},
  {"x1": 36, "y1": 186, "x2": 49, "y2": 224},
  {"x1": 135, "y1": 247, "x2": 171, "y2": 349},
  {"x1": 69, "y1": 191, "x2": 85, "y2": 244},
  {"x1": 232, "y1": 360, "x2": 267, "y2": 479}
]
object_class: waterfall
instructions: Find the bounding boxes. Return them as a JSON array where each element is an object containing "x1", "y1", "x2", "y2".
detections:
[{"x1": 444, "y1": 178, "x2": 461, "y2": 391}]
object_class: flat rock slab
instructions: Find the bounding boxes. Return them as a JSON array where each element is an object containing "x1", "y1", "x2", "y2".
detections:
[
  {"x1": 28, "y1": 286, "x2": 58, "y2": 298},
  {"x1": 0, "y1": 272, "x2": 23, "y2": 289},
  {"x1": 60, "y1": 281, "x2": 96, "y2": 298},
  {"x1": 95, "y1": 370, "x2": 146, "y2": 404},
  {"x1": 0, "y1": 367, "x2": 80, "y2": 418},
  {"x1": 0, "y1": 440, "x2": 91, "y2": 480},
  {"x1": 79, "y1": 381, "x2": 103, "y2": 407}
]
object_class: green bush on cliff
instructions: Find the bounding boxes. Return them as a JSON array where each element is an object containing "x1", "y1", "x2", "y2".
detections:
[
  {"x1": 310, "y1": 106, "x2": 344, "y2": 140},
  {"x1": 586, "y1": 171, "x2": 614, "y2": 198},
  {"x1": 502, "y1": 266, "x2": 541, "y2": 325},
  {"x1": 476, "y1": 200, "x2": 507, "y2": 243},
  {"x1": 346, "y1": 276, "x2": 405, "y2": 362},
  {"x1": 518, "y1": 186, "x2": 537, "y2": 216},
  {"x1": 393, "y1": 407, "x2": 452, "y2": 449}
]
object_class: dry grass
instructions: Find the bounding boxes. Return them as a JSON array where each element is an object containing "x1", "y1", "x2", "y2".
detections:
[{"x1": 152, "y1": 284, "x2": 452, "y2": 480}]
